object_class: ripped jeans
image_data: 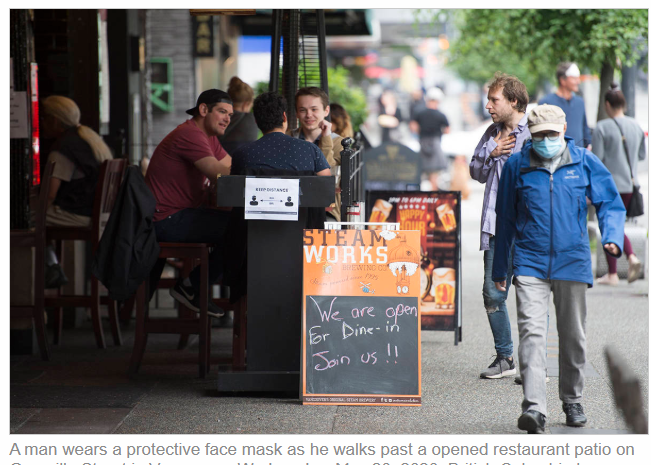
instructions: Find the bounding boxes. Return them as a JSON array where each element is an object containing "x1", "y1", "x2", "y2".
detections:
[{"x1": 483, "y1": 235, "x2": 514, "y2": 358}]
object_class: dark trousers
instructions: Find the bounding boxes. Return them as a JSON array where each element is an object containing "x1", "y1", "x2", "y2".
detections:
[
  {"x1": 154, "y1": 208, "x2": 230, "y2": 291},
  {"x1": 606, "y1": 193, "x2": 634, "y2": 273}
]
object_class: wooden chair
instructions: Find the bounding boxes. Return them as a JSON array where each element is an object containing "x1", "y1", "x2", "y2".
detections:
[
  {"x1": 129, "y1": 243, "x2": 212, "y2": 378},
  {"x1": 10, "y1": 162, "x2": 56, "y2": 360},
  {"x1": 128, "y1": 243, "x2": 247, "y2": 378},
  {"x1": 45, "y1": 158, "x2": 128, "y2": 348}
]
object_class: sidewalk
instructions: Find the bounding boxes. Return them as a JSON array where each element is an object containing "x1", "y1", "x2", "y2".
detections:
[{"x1": 10, "y1": 180, "x2": 648, "y2": 434}]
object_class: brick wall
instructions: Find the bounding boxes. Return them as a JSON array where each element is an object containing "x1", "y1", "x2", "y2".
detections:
[{"x1": 148, "y1": 10, "x2": 195, "y2": 153}]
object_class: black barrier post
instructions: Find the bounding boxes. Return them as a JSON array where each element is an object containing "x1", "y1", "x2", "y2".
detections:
[{"x1": 340, "y1": 137, "x2": 365, "y2": 226}]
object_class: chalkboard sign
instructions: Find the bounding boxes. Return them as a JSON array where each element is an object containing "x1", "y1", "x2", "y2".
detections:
[{"x1": 301, "y1": 229, "x2": 422, "y2": 405}]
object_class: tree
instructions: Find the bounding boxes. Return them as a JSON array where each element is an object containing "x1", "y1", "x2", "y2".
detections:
[
  {"x1": 444, "y1": 9, "x2": 648, "y2": 120},
  {"x1": 254, "y1": 65, "x2": 368, "y2": 131}
]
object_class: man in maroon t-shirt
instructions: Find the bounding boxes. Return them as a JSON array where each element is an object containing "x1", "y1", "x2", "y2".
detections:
[{"x1": 146, "y1": 89, "x2": 233, "y2": 316}]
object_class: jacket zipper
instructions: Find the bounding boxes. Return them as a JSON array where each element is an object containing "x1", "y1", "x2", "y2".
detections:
[{"x1": 548, "y1": 173, "x2": 554, "y2": 278}]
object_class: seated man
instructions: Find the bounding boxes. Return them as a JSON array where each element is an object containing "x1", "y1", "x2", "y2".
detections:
[
  {"x1": 145, "y1": 89, "x2": 233, "y2": 317},
  {"x1": 289, "y1": 87, "x2": 343, "y2": 220},
  {"x1": 231, "y1": 91, "x2": 330, "y2": 176}
]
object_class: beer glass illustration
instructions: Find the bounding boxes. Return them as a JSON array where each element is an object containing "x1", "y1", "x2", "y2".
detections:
[
  {"x1": 435, "y1": 202, "x2": 457, "y2": 232},
  {"x1": 431, "y1": 267, "x2": 455, "y2": 310},
  {"x1": 369, "y1": 199, "x2": 393, "y2": 230}
]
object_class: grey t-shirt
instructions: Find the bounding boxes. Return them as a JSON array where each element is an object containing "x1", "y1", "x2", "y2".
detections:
[{"x1": 592, "y1": 116, "x2": 647, "y2": 193}]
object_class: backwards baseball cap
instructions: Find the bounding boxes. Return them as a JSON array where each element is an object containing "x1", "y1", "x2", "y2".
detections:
[
  {"x1": 426, "y1": 87, "x2": 444, "y2": 101},
  {"x1": 564, "y1": 63, "x2": 581, "y2": 78},
  {"x1": 527, "y1": 104, "x2": 566, "y2": 134},
  {"x1": 185, "y1": 89, "x2": 232, "y2": 115}
]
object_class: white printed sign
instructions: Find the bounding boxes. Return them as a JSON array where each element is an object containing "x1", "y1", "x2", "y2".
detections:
[
  {"x1": 10, "y1": 90, "x2": 28, "y2": 139},
  {"x1": 244, "y1": 177, "x2": 300, "y2": 221}
]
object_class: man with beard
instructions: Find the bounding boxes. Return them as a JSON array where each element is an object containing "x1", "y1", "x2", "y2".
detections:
[
  {"x1": 469, "y1": 73, "x2": 530, "y2": 380},
  {"x1": 539, "y1": 62, "x2": 591, "y2": 149},
  {"x1": 146, "y1": 89, "x2": 233, "y2": 317}
]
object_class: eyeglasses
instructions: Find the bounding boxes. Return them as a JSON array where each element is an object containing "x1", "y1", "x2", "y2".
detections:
[{"x1": 532, "y1": 132, "x2": 561, "y2": 142}]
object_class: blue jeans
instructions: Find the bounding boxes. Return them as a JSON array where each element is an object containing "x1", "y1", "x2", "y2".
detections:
[
  {"x1": 483, "y1": 235, "x2": 514, "y2": 358},
  {"x1": 154, "y1": 208, "x2": 230, "y2": 291}
]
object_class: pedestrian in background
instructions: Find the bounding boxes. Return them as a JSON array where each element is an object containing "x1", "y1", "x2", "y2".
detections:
[
  {"x1": 493, "y1": 105, "x2": 625, "y2": 433},
  {"x1": 469, "y1": 72, "x2": 530, "y2": 380},
  {"x1": 539, "y1": 62, "x2": 592, "y2": 149},
  {"x1": 378, "y1": 89, "x2": 402, "y2": 143},
  {"x1": 410, "y1": 87, "x2": 450, "y2": 191},
  {"x1": 592, "y1": 83, "x2": 646, "y2": 285},
  {"x1": 219, "y1": 76, "x2": 258, "y2": 154}
]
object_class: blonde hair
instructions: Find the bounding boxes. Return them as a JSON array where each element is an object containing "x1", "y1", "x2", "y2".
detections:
[
  {"x1": 42, "y1": 95, "x2": 112, "y2": 163},
  {"x1": 330, "y1": 103, "x2": 354, "y2": 138},
  {"x1": 227, "y1": 76, "x2": 254, "y2": 105}
]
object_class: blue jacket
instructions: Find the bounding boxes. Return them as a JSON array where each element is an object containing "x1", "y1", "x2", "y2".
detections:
[{"x1": 492, "y1": 138, "x2": 625, "y2": 287}]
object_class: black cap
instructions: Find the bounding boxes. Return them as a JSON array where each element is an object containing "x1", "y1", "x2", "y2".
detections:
[{"x1": 186, "y1": 89, "x2": 233, "y2": 115}]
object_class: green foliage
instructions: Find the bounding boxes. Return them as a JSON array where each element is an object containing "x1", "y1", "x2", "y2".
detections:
[
  {"x1": 326, "y1": 66, "x2": 368, "y2": 132},
  {"x1": 252, "y1": 66, "x2": 368, "y2": 131},
  {"x1": 444, "y1": 9, "x2": 648, "y2": 94}
]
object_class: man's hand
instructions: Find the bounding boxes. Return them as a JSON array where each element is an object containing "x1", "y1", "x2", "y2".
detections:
[
  {"x1": 319, "y1": 119, "x2": 332, "y2": 137},
  {"x1": 490, "y1": 131, "x2": 516, "y2": 158},
  {"x1": 494, "y1": 280, "x2": 507, "y2": 292},
  {"x1": 604, "y1": 243, "x2": 620, "y2": 256}
]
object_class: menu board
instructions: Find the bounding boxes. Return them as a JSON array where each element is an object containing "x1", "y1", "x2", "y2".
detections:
[
  {"x1": 363, "y1": 143, "x2": 421, "y2": 191},
  {"x1": 301, "y1": 229, "x2": 422, "y2": 406},
  {"x1": 366, "y1": 191, "x2": 461, "y2": 337}
]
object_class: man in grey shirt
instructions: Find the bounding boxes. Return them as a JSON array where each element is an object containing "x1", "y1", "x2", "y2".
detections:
[{"x1": 469, "y1": 73, "x2": 530, "y2": 379}]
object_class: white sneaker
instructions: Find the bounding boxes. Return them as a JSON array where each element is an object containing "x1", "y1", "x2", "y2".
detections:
[
  {"x1": 628, "y1": 255, "x2": 642, "y2": 283},
  {"x1": 596, "y1": 273, "x2": 619, "y2": 286}
]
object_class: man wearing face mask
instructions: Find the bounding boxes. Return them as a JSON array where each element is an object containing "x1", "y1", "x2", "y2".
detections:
[{"x1": 492, "y1": 105, "x2": 625, "y2": 434}]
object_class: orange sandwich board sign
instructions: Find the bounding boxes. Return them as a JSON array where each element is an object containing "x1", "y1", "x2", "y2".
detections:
[{"x1": 301, "y1": 229, "x2": 421, "y2": 406}]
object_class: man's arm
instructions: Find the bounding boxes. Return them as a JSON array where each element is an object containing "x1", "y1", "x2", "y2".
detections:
[
  {"x1": 585, "y1": 153, "x2": 625, "y2": 257},
  {"x1": 194, "y1": 155, "x2": 231, "y2": 182},
  {"x1": 582, "y1": 108, "x2": 592, "y2": 148},
  {"x1": 316, "y1": 168, "x2": 331, "y2": 176},
  {"x1": 638, "y1": 129, "x2": 647, "y2": 162},
  {"x1": 469, "y1": 125, "x2": 510, "y2": 183},
  {"x1": 318, "y1": 132, "x2": 336, "y2": 168}
]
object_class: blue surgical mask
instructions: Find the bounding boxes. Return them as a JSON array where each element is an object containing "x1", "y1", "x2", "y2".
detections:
[{"x1": 532, "y1": 137, "x2": 564, "y2": 159}]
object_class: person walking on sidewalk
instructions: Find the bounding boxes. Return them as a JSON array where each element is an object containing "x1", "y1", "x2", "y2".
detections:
[
  {"x1": 410, "y1": 87, "x2": 450, "y2": 191},
  {"x1": 469, "y1": 72, "x2": 530, "y2": 379},
  {"x1": 591, "y1": 83, "x2": 646, "y2": 285},
  {"x1": 539, "y1": 62, "x2": 592, "y2": 149},
  {"x1": 493, "y1": 105, "x2": 625, "y2": 433}
]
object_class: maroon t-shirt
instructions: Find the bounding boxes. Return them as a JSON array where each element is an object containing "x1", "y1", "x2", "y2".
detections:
[{"x1": 146, "y1": 120, "x2": 228, "y2": 221}]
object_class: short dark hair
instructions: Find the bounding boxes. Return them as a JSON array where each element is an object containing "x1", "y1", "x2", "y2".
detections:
[
  {"x1": 556, "y1": 62, "x2": 574, "y2": 84},
  {"x1": 295, "y1": 87, "x2": 329, "y2": 109},
  {"x1": 487, "y1": 72, "x2": 529, "y2": 113},
  {"x1": 253, "y1": 92, "x2": 287, "y2": 133},
  {"x1": 605, "y1": 82, "x2": 627, "y2": 110}
]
